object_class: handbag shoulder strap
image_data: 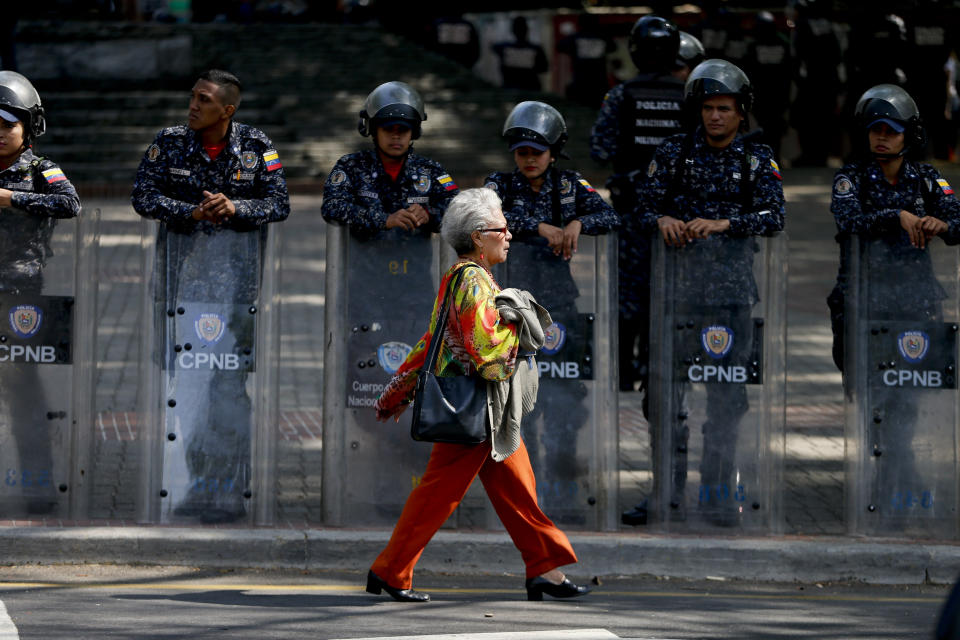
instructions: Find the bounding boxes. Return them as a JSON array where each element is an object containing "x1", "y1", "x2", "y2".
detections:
[{"x1": 422, "y1": 263, "x2": 472, "y2": 375}]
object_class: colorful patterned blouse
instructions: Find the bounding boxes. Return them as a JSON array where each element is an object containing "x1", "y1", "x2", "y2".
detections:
[{"x1": 375, "y1": 262, "x2": 519, "y2": 421}]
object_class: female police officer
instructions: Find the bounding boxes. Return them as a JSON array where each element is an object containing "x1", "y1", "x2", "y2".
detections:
[
  {"x1": 321, "y1": 81, "x2": 458, "y2": 236},
  {"x1": 0, "y1": 71, "x2": 81, "y2": 515}
]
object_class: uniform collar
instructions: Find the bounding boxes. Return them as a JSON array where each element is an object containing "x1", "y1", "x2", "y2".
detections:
[
  {"x1": 190, "y1": 120, "x2": 240, "y2": 160},
  {"x1": 866, "y1": 159, "x2": 918, "y2": 182},
  {"x1": 511, "y1": 167, "x2": 557, "y2": 193},
  {"x1": 692, "y1": 127, "x2": 745, "y2": 155}
]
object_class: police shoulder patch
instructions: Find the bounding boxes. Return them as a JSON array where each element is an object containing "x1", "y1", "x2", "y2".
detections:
[
  {"x1": 483, "y1": 181, "x2": 498, "y2": 191},
  {"x1": 560, "y1": 177, "x2": 572, "y2": 194},
  {"x1": 834, "y1": 175, "x2": 854, "y2": 197},
  {"x1": 147, "y1": 144, "x2": 160, "y2": 162},
  {"x1": 241, "y1": 151, "x2": 258, "y2": 169},
  {"x1": 329, "y1": 169, "x2": 347, "y2": 186},
  {"x1": 647, "y1": 159, "x2": 658, "y2": 177}
]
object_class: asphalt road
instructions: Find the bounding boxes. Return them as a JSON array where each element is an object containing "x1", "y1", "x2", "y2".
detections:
[{"x1": 0, "y1": 565, "x2": 951, "y2": 639}]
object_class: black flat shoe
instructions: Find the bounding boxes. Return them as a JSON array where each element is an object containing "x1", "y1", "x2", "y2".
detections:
[
  {"x1": 525, "y1": 576, "x2": 591, "y2": 601},
  {"x1": 366, "y1": 570, "x2": 430, "y2": 602}
]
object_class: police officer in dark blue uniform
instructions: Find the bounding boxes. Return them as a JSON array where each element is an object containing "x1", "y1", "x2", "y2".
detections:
[
  {"x1": 828, "y1": 84, "x2": 960, "y2": 515},
  {"x1": 828, "y1": 84, "x2": 960, "y2": 370},
  {"x1": 322, "y1": 81, "x2": 458, "y2": 238},
  {"x1": 132, "y1": 69, "x2": 290, "y2": 523},
  {"x1": 485, "y1": 101, "x2": 618, "y2": 507},
  {"x1": 673, "y1": 31, "x2": 705, "y2": 83},
  {"x1": 590, "y1": 15, "x2": 685, "y2": 396},
  {"x1": 485, "y1": 101, "x2": 619, "y2": 258},
  {"x1": 0, "y1": 71, "x2": 80, "y2": 515},
  {"x1": 630, "y1": 60, "x2": 785, "y2": 526}
]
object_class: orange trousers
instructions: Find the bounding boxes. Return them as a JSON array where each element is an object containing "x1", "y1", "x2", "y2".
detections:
[{"x1": 370, "y1": 438, "x2": 578, "y2": 590}]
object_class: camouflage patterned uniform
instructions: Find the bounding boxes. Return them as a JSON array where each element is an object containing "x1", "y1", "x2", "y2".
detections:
[
  {"x1": 132, "y1": 120, "x2": 289, "y2": 524},
  {"x1": 590, "y1": 73, "x2": 685, "y2": 392},
  {"x1": 0, "y1": 148, "x2": 80, "y2": 515},
  {"x1": 321, "y1": 148, "x2": 457, "y2": 239},
  {"x1": 829, "y1": 160, "x2": 960, "y2": 507},
  {"x1": 484, "y1": 167, "x2": 618, "y2": 504},
  {"x1": 638, "y1": 127, "x2": 785, "y2": 522}
]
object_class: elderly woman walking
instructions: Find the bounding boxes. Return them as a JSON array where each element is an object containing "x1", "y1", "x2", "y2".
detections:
[{"x1": 368, "y1": 188, "x2": 591, "y2": 603}]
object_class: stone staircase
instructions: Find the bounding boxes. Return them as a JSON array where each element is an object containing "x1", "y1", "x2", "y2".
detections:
[{"x1": 17, "y1": 21, "x2": 607, "y2": 195}]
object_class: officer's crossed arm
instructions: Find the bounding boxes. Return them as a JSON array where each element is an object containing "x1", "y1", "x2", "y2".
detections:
[{"x1": 0, "y1": 189, "x2": 13, "y2": 208}]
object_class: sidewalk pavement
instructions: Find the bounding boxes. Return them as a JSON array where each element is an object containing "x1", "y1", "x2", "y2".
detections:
[
  {"x1": 3, "y1": 525, "x2": 960, "y2": 586},
  {"x1": 1, "y1": 172, "x2": 958, "y2": 586}
]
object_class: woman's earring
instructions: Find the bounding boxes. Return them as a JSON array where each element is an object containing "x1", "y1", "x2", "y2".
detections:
[{"x1": 480, "y1": 252, "x2": 485, "y2": 262}]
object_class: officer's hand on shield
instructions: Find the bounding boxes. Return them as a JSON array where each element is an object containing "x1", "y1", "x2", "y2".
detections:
[
  {"x1": 561, "y1": 219, "x2": 582, "y2": 260},
  {"x1": 200, "y1": 190, "x2": 236, "y2": 223},
  {"x1": 0, "y1": 188, "x2": 12, "y2": 207},
  {"x1": 919, "y1": 215, "x2": 948, "y2": 242},
  {"x1": 386, "y1": 205, "x2": 428, "y2": 230},
  {"x1": 657, "y1": 215, "x2": 688, "y2": 247},
  {"x1": 537, "y1": 222, "x2": 565, "y2": 255},
  {"x1": 900, "y1": 209, "x2": 927, "y2": 248},
  {"x1": 685, "y1": 217, "x2": 731, "y2": 240}
]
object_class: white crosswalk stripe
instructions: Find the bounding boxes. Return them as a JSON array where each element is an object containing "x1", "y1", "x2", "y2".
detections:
[
  {"x1": 0, "y1": 600, "x2": 19, "y2": 640},
  {"x1": 330, "y1": 631, "x2": 620, "y2": 640}
]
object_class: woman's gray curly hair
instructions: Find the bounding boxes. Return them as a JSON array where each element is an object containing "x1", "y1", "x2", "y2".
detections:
[{"x1": 440, "y1": 188, "x2": 503, "y2": 255}]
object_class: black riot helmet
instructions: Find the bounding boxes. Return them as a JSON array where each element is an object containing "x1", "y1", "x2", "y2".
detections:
[
  {"x1": 685, "y1": 58, "x2": 754, "y2": 119},
  {"x1": 629, "y1": 15, "x2": 681, "y2": 73},
  {"x1": 854, "y1": 84, "x2": 926, "y2": 159},
  {"x1": 502, "y1": 100, "x2": 568, "y2": 157},
  {"x1": 0, "y1": 71, "x2": 46, "y2": 143},
  {"x1": 676, "y1": 31, "x2": 705, "y2": 70},
  {"x1": 357, "y1": 81, "x2": 427, "y2": 139}
]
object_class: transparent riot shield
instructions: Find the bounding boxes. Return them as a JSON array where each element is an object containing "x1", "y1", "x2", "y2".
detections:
[
  {"x1": 493, "y1": 234, "x2": 619, "y2": 531},
  {"x1": 137, "y1": 220, "x2": 281, "y2": 525},
  {"x1": 648, "y1": 233, "x2": 787, "y2": 533},
  {"x1": 844, "y1": 235, "x2": 960, "y2": 539},
  {"x1": 0, "y1": 207, "x2": 98, "y2": 519},
  {"x1": 322, "y1": 225, "x2": 441, "y2": 526}
]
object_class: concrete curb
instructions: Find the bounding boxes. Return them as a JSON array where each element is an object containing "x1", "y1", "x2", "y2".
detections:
[{"x1": 1, "y1": 527, "x2": 959, "y2": 586}]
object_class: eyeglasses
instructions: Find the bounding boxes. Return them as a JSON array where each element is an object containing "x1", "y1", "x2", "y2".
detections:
[{"x1": 480, "y1": 227, "x2": 508, "y2": 235}]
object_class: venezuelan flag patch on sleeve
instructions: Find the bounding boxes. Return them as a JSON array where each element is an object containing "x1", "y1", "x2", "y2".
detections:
[
  {"x1": 42, "y1": 168, "x2": 67, "y2": 184},
  {"x1": 578, "y1": 179, "x2": 596, "y2": 192},
  {"x1": 770, "y1": 159, "x2": 782, "y2": 180},
  {"x1": 438, "y1": 174, "x2": 457, "y2": 191},
  {"x1": 263, "y1": 150, "x2": 282, "y2": 172},
  {"x1": 938, "y1": 178, "x2": 954, "y2": 195}
]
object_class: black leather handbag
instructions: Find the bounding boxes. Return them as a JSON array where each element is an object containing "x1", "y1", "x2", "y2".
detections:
[{"x1": 410, "y1": 266, "x2": 489, "y2": 444}]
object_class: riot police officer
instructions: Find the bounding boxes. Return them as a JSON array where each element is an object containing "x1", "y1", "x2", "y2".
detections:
[
  {"x1": 486, "y1": 101, "x2": 619, "y2": 259},
  {"x1": 485, "y1": 101, "x2": 619, "y2": 513},
  {"x1": 828, "y1": 85, "x2": 960, "y2": 528},
  {"x1": 322, "y1": 81, "x2": 458, "y2": 237},
  {"x1": 0, "y1": 71, "x2": 81, "y2": 515},
  {"x1": 828, "y1": 84, "x2": 960, "y2": 369},
  {"x1": 672, "y1": 31, "x2": 705, "y2": 82},
  {"x1": 589, "y1": 14, "x2": 684, "y2": 395},
  {"x1": 632, "y1": 60, "x2": 785, "y2": 526},
  {"x1": 132, "y1": 69, "x2": 290, "y2": 524}
]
